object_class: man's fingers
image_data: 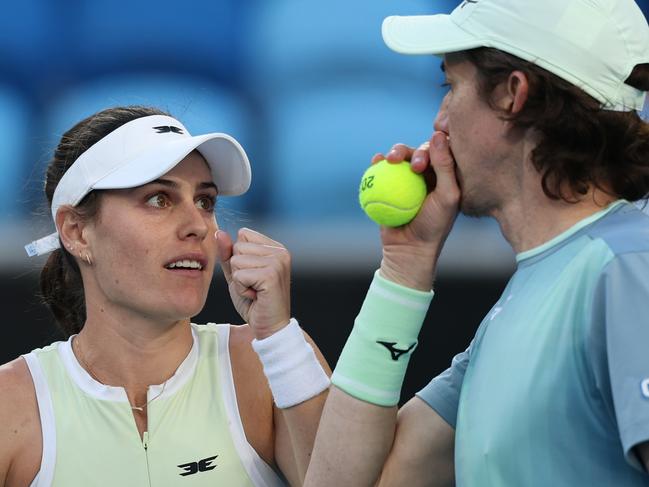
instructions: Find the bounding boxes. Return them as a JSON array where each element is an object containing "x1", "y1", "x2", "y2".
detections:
[
  {"x1": 385, "y1": 143, "x2": 414, "y2": 163},
  {"x1": 411, "y1": 141, "x2": 431, "y2": 173},
  {"x1": 374, "y1": 142, "x2": 431, "y2": 173},
  {"x1": 371, "y1": 153, "x2": 386, "y2": 164},
  {"x1": 429, "y1": 132, "x2": 460, "y2": 205}
]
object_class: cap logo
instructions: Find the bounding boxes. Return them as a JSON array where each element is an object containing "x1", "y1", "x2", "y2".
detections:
[
  {"x1": 153, "y1": 125, "x2": 184, "y2": 134},
  {"x1": 460, "y1": 0, "x2": 478, "y2": 8}
]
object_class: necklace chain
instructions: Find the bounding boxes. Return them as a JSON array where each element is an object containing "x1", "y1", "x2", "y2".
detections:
[{"x1": 73, "y1": 337, "x2": 168, "y2": 412}]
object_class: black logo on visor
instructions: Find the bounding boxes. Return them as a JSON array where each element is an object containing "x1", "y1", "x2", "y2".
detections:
[
  {"x1": 153, "y1": 125, "x2": 184, "y2": 134},
  {"x1": 461, "y1": 0, "x2": 478, "y2": 7}
]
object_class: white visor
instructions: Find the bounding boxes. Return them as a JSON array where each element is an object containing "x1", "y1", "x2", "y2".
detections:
[{"x1": 25, "y1": 114, "x2": 251, "y2": 257}]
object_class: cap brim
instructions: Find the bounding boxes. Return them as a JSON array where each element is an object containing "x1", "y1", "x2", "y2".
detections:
[
  {"x1": 93, "y1": 133, "x2": 251, "y2": 196},
  {"x1": 382, "y1": 15, "x2": 484, "y2": 56}
]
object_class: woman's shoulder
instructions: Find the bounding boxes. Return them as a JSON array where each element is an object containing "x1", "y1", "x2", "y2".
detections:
[
  {"x1": 0, "y1": 356, "x2": 38, "y2": 422},
  {"x1": 0, "y1": 357, "x2": 42, "y2": 486}
]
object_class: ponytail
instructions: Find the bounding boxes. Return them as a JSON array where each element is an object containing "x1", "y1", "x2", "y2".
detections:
[{"x1": 40, "y1": 248, "x2": 85, "y2": 337}]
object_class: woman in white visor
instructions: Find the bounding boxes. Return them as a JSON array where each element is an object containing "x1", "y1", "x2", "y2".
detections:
[{"x1": 0, "y1": 106, "x2": 331, "y2": 487}]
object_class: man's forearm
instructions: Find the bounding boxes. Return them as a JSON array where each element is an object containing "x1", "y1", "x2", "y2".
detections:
[{"x1": 304, "y1": 387, "x2": 398, "y2": 487}]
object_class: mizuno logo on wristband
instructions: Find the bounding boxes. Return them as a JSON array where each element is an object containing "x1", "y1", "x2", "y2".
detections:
[{"x1": 377, "y1": 341, "x2": 417, "y2": 361}]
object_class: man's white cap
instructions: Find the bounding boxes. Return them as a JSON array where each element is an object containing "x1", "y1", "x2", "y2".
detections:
[
  {"x1": 25, "y1": 114, "x2": 251, "y2": 257},
  {"x1": 382, "y1": 0, "x2": 649, "y2": 111}
]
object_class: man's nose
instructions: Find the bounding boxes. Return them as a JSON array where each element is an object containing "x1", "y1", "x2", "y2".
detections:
[{"x1": 433, "y1": 94, "x2": 450, "y2": 133}]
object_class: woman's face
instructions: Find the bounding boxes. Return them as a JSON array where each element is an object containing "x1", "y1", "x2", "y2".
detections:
[{"x1": 83, "y1": 151, "x2": 219, "y2": 323}]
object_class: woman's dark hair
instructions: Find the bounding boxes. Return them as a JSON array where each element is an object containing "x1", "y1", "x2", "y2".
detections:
[
  {"x1": 447, "y1": 48, "x2": 649, "y2": 202},
  {"x1": 40, "y1": 105, "x2": 170, "y2": 337}
]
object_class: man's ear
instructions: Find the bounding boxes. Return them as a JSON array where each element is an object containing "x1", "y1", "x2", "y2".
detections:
[
  {"x1": 494, "y1": 70, "x2": 530, "y2": 115},
  {"x1": 506, "y1": 70, "x2": 530, "y2": 115},
  {"x1": 56, "y1": 206, "x2": 90, "y2": 257}
]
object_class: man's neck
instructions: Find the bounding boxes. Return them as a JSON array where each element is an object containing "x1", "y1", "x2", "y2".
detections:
[{"x1": 494, "y1": 188, "x2": 618, "y2": 255}]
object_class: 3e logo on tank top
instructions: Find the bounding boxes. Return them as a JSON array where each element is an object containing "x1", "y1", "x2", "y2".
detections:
[{"x1": 177, "y1": 455, "x2": 218, "y2": 476}]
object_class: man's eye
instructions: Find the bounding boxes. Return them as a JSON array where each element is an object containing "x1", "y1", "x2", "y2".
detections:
[
  {"x1": 196, "y1": 196, "x2": 216, "y2": 211},
  {"x1": 146, "y1": 193, "x2": 170, "y2": 208}
]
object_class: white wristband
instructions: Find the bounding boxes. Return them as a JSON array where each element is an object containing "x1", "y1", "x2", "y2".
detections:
[{"x1": 251, "y1": 318, "x2": 330, "y2": 408}]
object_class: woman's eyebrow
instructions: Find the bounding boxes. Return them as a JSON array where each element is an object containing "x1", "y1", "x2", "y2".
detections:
[
  {"x1": 145, "y1": 178, "x2": 217, "y2": 192},
  {"x1": 147, "y1": 178, "x2": 178, "y2": 189},
  {"x1": 198, "y1": 181, "x2": 218, "y2": 192}
]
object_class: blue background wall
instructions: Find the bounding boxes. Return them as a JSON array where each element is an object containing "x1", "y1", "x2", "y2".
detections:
[{"x1": 1, "y1": 0, "x2": 647, "y2": 400}]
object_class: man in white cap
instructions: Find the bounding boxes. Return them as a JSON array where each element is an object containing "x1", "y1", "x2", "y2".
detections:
[{"x1": 305, "y1": 0, "x2": 649, "y2": 485}]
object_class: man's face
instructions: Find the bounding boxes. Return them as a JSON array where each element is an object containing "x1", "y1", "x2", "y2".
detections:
[{"x1": 434, "y1": 56, "x2": 520, "y2": 217}]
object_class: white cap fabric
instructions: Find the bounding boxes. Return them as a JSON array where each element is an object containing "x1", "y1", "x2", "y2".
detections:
[
  {"x1": 25, "y1": 114, "x2": 251, "y2": 257},
  {"x1": 382, "y1": 0, "x2": 649, "y2": 111}
]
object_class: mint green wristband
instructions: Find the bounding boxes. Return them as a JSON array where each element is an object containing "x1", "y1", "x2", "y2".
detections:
[{"x1": 331, "y1": 270, "x2": 433, "y2": 406}]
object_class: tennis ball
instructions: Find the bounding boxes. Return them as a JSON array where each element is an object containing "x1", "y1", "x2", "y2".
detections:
[{"x1": 359, "y1": 160, "x2": 427, "y2": 227}]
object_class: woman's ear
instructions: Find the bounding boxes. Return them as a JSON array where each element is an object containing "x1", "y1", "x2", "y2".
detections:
[{"x1": 56, "y1": 206, "x2": 90, "y2": 259}]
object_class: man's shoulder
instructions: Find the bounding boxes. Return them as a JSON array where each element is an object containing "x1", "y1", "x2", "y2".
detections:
[{"x1": 586, "y1": 203, "x2": 649, "y2": 256}]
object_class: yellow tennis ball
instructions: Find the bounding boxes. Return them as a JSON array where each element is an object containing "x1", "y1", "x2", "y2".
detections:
[{"x1": 359, "y1": 160, "x2": 427, "y2": 227}]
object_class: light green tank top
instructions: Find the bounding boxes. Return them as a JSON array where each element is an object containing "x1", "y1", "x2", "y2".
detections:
[{"x1": 23, "y1": 323, "x2": 285, "y2": 487}]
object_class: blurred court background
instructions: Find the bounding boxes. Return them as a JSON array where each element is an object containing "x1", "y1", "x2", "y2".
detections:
[{"x1": 1, "y1": 0, "x2": 647, "y2": 402}]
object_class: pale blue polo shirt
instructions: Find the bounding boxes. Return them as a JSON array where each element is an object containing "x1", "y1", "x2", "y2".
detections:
[{"x1": 418, "y1": 201, "x2": 649, "y2": 486}]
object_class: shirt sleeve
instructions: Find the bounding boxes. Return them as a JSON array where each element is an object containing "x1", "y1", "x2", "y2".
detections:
[
  {"x1": 415, "y1": 342, "x2": 472, "y2": 428},
  {"x1": 590, "y1": 252, "x2": 649, "y2": 472}
]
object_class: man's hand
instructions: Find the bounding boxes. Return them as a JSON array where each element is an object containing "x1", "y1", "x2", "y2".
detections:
[
  {"x1": 372, "y1": 132, "x2": 460, "y2": 291},
  {"x1": 216, "y1": 228, "x2": 291, "y2": 339}
]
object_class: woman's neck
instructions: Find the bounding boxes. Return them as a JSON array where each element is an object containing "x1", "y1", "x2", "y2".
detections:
[{"x1": 74, "y1": 302, "x2": 194, "y2": 391}]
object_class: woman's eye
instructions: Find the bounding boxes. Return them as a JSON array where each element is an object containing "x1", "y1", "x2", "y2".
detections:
[
  {"x1": 146, "y1": 193, "x2": 170, "y2": 208},
  {"x1": 196, "y1": 196, "x2": 216, "y2": 211}
]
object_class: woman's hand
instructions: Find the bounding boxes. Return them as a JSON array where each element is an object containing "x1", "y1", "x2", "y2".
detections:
[
  {"x1": 373, "y1": 131, "x2": 461, "y2": 291},
  {"x1": 216, "y1": 228, "x2": 291, "y2": 339}
]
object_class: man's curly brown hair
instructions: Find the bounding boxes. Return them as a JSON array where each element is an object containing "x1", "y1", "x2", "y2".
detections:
[{"x1": 448, "y1": 48, "x2": 649, "y2": 203}]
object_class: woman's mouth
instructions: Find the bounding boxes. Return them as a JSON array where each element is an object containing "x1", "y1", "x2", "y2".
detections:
[{"x1": 165, "y1": 259, "x2": 204, "y2": 271}]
